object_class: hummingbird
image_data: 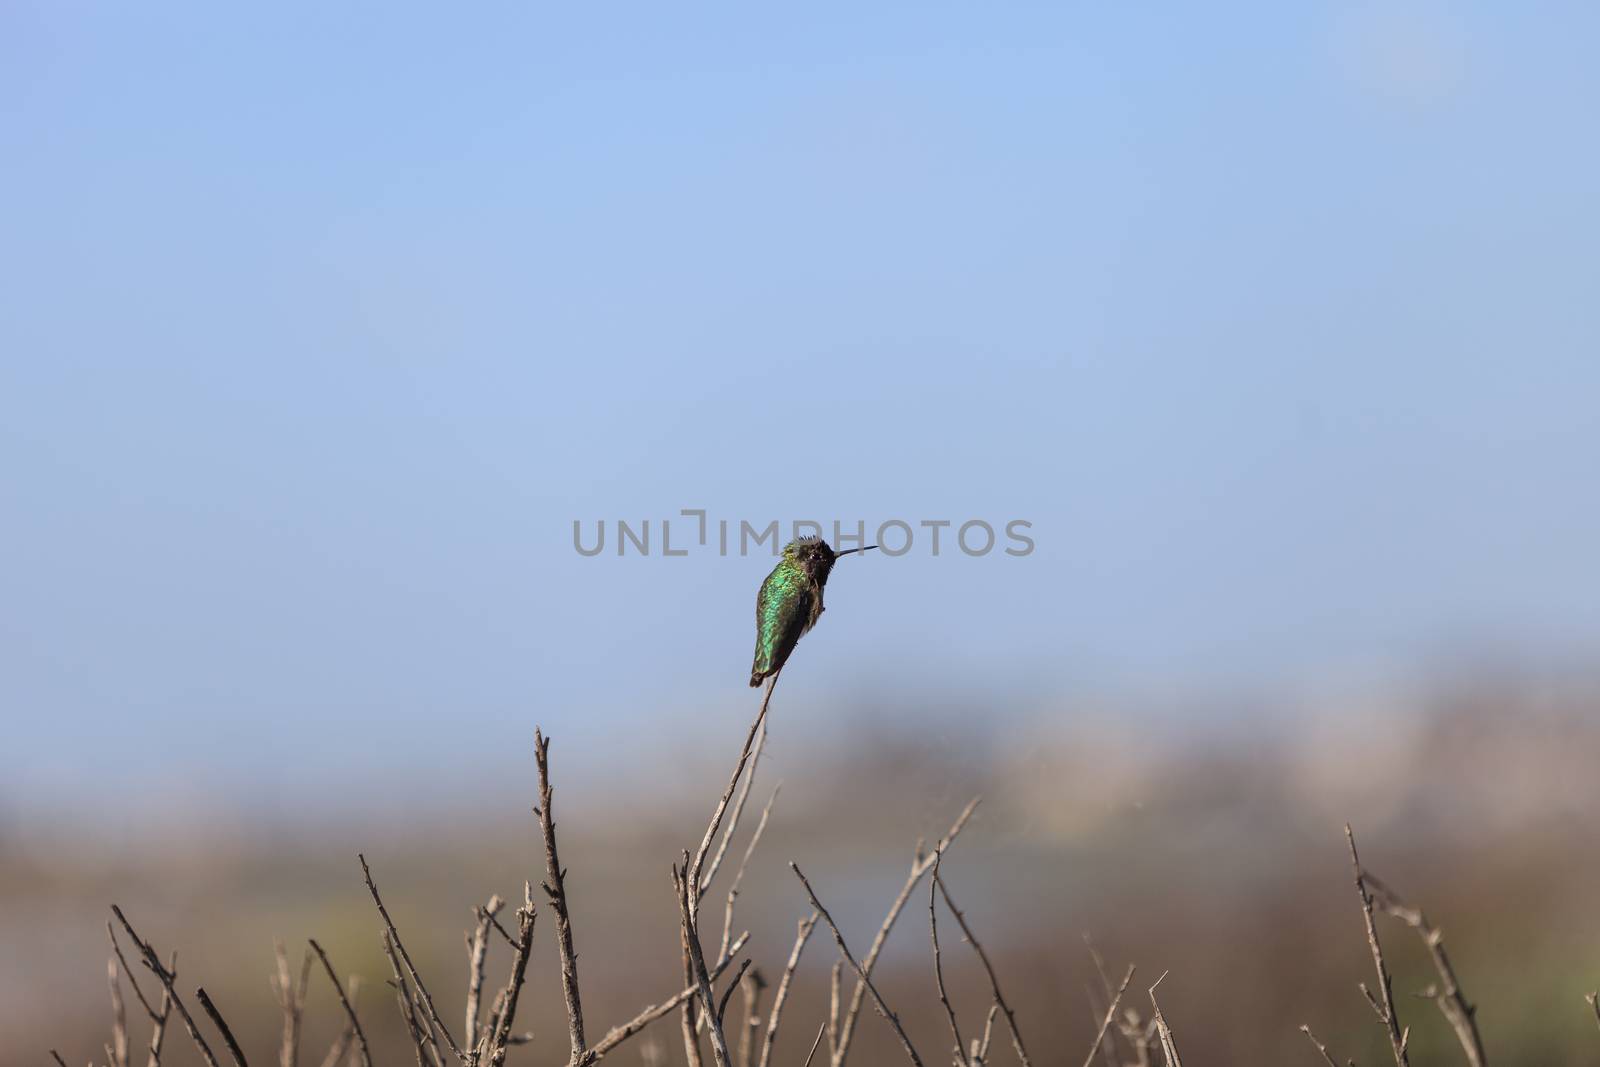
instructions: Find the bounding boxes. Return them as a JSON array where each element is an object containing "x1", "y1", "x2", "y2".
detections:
[{"x1": 749, "y1": 536, "x2": 877, "y2": 687}]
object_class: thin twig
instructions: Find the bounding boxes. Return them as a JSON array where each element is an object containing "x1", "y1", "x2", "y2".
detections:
[
  {"x1": 702, "y1": 712, "x2": 769, "y2": 896},
  {"x1": 1299, "y1": 1025, "x2": 1341, "y2": 1067},
  {"x1": 108, "y1": 953, "x2": 130, "y2": 1067},
  {"x1": 716, "y1": 960, "x2": 753, "y2": 1028},
  {"x1": 485, "y1": 884, "x2": 538, "y2": 1067},
  {"x1": 576, "y1": 932, "x2": 749, "y2": 1066},
  {"x1": 801, "y1": 1024, "x2": 827, "y2": 1067},
  {"x1": 380, "y1": 931, "x2": 433, "y2": 1067},
  {"x1": 737, "y1": 968, "x2": 766, "y2": 1067},
  {"x1": 1081, "y1": 966, "x2": 1135, "y2": 1067},
  {"x1": 111, "y1": 906, "x2": 222, "y2": 1067},
  {"x1": 358, "y1": 853, "x2": 464, "y2": 1061},
  {"x1": 928, "y1": 850, "x2": 968, "y2": 1067},
  {"x1": 827, "y1": 962, "x2": 842, "y2": 1060},
  {"x1": 1362, "y1": 869, "x2": 1485, "y2": 1067},
  {"x1": 680, "y1": 920, "x2": 706, "y2": 1067},
  {"x1": 934, "y1": 873, "x2": 1030, "y2": 1067},
  {"x1": 833, "y1": 797, "x2": 981, "y2": 1067},
  {"x1": 676, "y1": 859, "x2": 735, "y2": 1067},
  {"x1": 689, "y1": 675, "x2": 779, "y2": 920},
  {"x1": 1146, "y1": 973, "x2": 1182, "y2": 1067},
  {"x1": 720, "y1": 785, "x2": 781, "y2": 966},
  {"x1": 308, "y1": 939, "x2": 373, "y2": 1067},
  {"x1": 109, "y1": 922, "x2": 176, "y2": 1067},
  {"x1": 1346, "y1": 826, "x2": 1411, "y2": 1067},
  {"x1": 318, "y1": 976, "x2": 362, "y2": 1067},
  {"x1": 536, "y1": 729, "x2": 589, "y2": 1066},
  {"x1": 791, "y1": 862, "x2": 924, "y2": 1067},
  {"x1": 195, "y1": 987, "x2": 249, "y2": 1067},
  {"x1": 270, "y1": 942, "x2": 313, "y2": 1067},
  {"x1": 464, "y1": 896, "x2": 504, "y2": 1054},
  {"x1": 758, "y1": 914, "x2": 818, "y2": 1067},
  {"x1": 1587, "y1": 992, "x2": 1600, "y2": 1036},
  {"x1": 975, "y1": 1003, "x2": 998, "y2": 1065}
]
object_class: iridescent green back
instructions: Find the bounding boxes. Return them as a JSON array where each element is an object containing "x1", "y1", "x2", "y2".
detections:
[{"x1": 749, "y1": 551, "x2": 817, "y2": 686}]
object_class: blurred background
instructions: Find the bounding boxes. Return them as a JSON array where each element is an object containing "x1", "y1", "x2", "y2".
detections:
[{"x1": 4, "y1": 2, "x2": 1599, "y2": 1063}]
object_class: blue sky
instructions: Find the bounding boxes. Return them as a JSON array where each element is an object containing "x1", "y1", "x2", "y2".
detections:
[{"x1": 3, "y1": 3, "x2": 1597, "y2": 814}]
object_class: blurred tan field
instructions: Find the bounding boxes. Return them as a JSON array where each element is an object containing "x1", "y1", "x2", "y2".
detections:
[{"x1": 13, "y1": 668, "x2": 1600, "y2": 1066}]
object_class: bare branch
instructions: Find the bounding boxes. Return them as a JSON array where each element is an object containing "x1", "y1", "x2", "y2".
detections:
[
  {"x1": 464, "y1": 896, "x2": 504, "y2": 1054},
  {"x1": 834, "y1": 797, "x2": 981, "y2": 1067},
  {"x1": 313, "y1": 976, "x2": 361, "y2": 1067},
  {"x1": 976, "y1": 1003, "x2": 998, "y2": 1065},
  {"x1": 702, "y1": 712, "x2": 769, "y2": 896},
  {"x1": 1081, "y1": 966, "x2": 1135, "y2": 1067},
  {"x1": 536, "y1": 729, "x2": 589, "y2": 1066},
  {"x1": 720, "y1": 785, "x2": 781, "y2": 966},
  {"x1": 195, "y1": 987, "x2": 249, "y2": 1067},
  {"x1": 111, "y1": 906, "x2": 221, "y2": 1067},
  {"x1": 758, "y1": 914, "x2": 818, "y2": 1067},
  {"x1": 791, "y1": 862, "x2": 924, "y2": 1067},
  {"x1": 270, "y1": 942, "x2": 313, "y2": 1067},
  {"x1": 1346, "y1": 826, "x2": 1410, "y2": 1067},
  {"x1": 716, "y1": 960, "x2": 752, "y2": 1030},
  {"x1": 928, "y1": 850, "x2": 968, "y2": 1067},
  {"x1": 485, "y1": 884, "x2": 538, "y2": 1067},
  {"x1": 934, "y1": 873, "x2": 1029, "y2": 1067},
  {"x1": 1299, "y1": 1025, "x2": 1341, "y2": 1067},
  {"x1": 307, "y1": 939, "x2": 372, "y2": 1067},
  {"x1": 380, "y1": 931, "x2": 434, "y2": 1067},
  {"x1": 1147, "y1": 973, "x2": 1182, "y2": 1067},
  {"x1": 358, "y1": 853, "x2": 464, "y2": 1062},
  {"x1": 802, "y1": 1024, "x2": 827, "y2": 1067},
  {"x1": 1362, "y1": 870, "x2": 1485, "y2": 1067},
  {"x1": 577, "y1": 933, "x2": 749, "y2": 1066},
  {"x1": 108, "y1": 953, "x2": 130, "y2": 1067},
  {"x1": 689, "y1": 675, "x2": 780, "y2": 922},
  {"x1": 737, "y1": 968, "x2": 766, "y2": 1067},
  {"x1": 676, "y1": 859, "x2": 735, "y2": 1067}
]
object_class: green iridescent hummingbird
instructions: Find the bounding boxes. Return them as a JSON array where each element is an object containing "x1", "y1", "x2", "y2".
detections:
[{"x1": 748, "y1": 536, "x2": 877, "y2": 687}]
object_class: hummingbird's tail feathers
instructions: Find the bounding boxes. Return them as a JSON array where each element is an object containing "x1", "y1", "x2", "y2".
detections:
[{"x1": 748, "y1": 671, "x2": 764, "y2": 687}]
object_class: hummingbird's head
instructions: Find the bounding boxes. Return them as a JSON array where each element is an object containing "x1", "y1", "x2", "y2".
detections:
[
  {"x1": 785, "y1": 536, "x2": 877, "y2": 586},
  {"x1": 786, "y1": 536, "x2": 838, "y2": 584}
]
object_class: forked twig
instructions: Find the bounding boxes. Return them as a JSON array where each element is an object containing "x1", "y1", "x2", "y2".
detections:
[
  {"x1": 577, "y1": 933, "x2": 748, "y2": 1065},
  {"x1": 934, "y1": 872, "x2": 1029, "y2": 1067},
  {"x1": 111, "y1": 906, "x2": 222, "y2": 1067},
  {"x1": 1346, "y1": 826, "x2": 1410, "y2": 1067},
  {"x1": 1361, "y1": 868, "x2": 1485, "y2": 1067},
  {"x1": 791, "y1": 862, "x2": 924, "y2": 1067},
  {"x1": 484, "y1": 884, "x2": 538, "y2": 1067},
  {"x1": 833, "y1": 798, "x2": 981, "y2": 1067},
  {"x1": 308, "y1": 939, "x2": 372, "y2": 1067},
  {"x1": 358, "y1": 853, "x2": 464, "y2": 1061}
]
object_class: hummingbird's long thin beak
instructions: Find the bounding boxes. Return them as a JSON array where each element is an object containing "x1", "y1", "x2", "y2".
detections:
[{"x1": 835, "y1": 545, "x2": 879, "y2": 556}]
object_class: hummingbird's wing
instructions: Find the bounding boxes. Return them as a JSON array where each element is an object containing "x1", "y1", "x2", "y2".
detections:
[{"x1": 750, "y1": 569, "x2": 815, "y2": 686}]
